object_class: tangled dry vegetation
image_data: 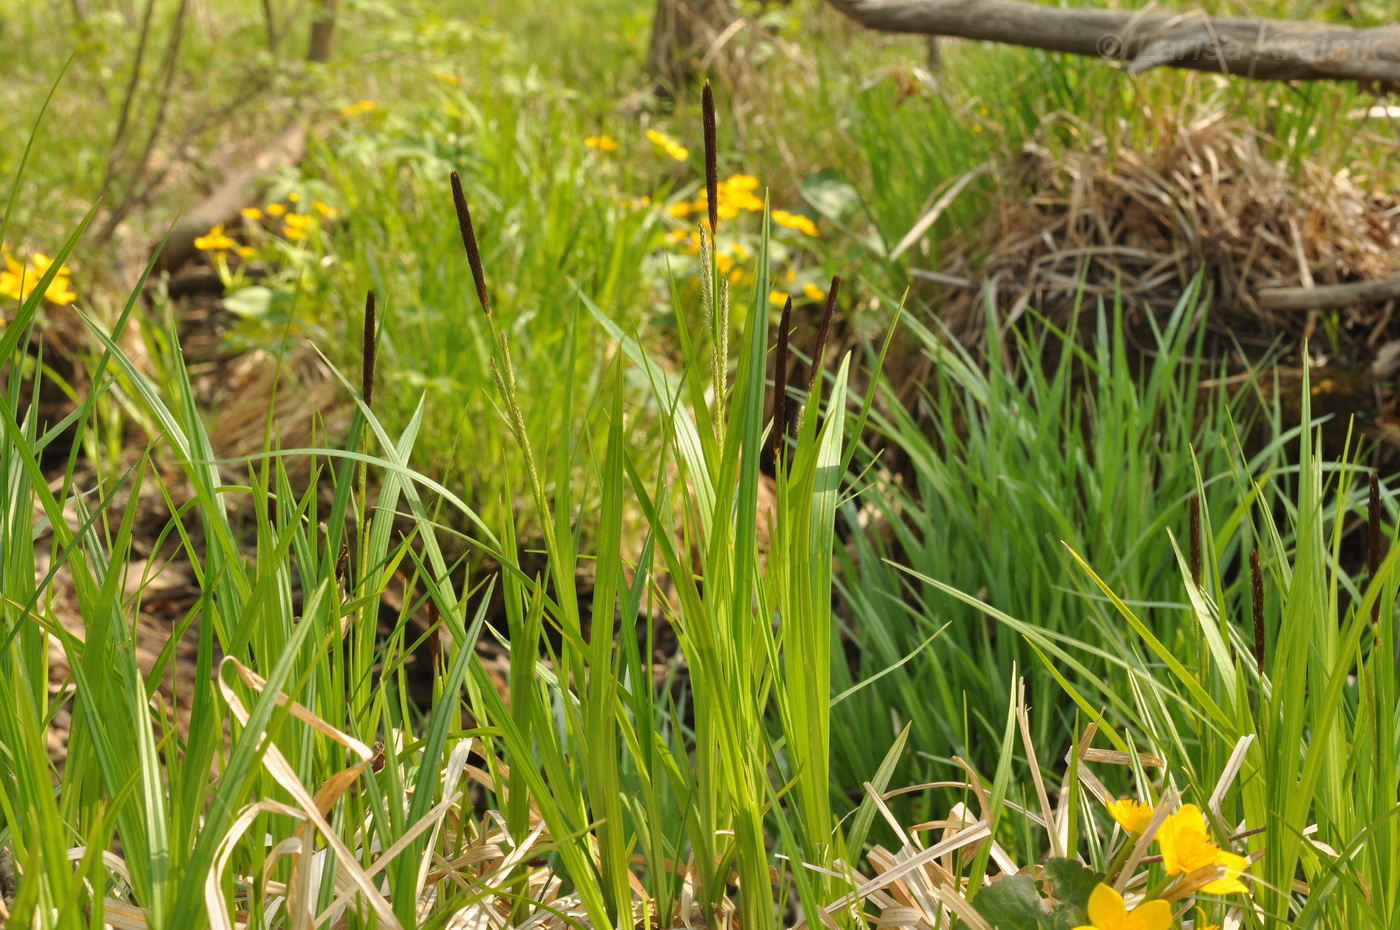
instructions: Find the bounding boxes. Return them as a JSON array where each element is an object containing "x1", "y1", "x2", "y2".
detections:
[{"x1": 933, "y1": 108, "x2": 1400, "y2": 358}]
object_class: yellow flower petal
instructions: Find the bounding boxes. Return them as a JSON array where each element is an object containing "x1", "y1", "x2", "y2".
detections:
[
  {"x1": 1106, "y1": 798, "x2": 1155, "y2": 835},
  {"x1": 1085, "y1": 884, "x2": 1128, "y2": 927},
  {"x1": 266, "y1": 203, "x2": 287, "y2": 216},
  {"x1": 646, "y1": 129, "x2": 689, "y2": 161},
  {"x1": 584, "y1": 135, "x2": 619, "y2": 151},
  {"x1": 241, "y1": 207, "x2": 263, "y2": 220},
  {"x1": 340, "y1": 99, "x2": 376, "y2": 116},
  {"x1": 803, "y1": 282, "x2": 824, "y2": 301},
  {"x1": 1079, "y1": 884, "x2": 1173, "y2": 930},
  {"x1": 772, "y1": 209, "x2": 818, "y2": 237},
  {"x1": 1158, "y1": 805, "x2": 1249, "y2": 893},
  {"x1": 769, "y1": 290, "x2": 790, "y2": 306}
]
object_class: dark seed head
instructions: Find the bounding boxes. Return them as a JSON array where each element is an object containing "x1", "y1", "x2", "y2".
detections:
[
  {"x1": 361, "y1": 289, "x2": 377, "y2": 409},
  {"x1": 1188, "y1": 494, "x2": 1202, "y2": 588},
  {"x1": 450, "y1": 171, "x2": 491, "y2": 316},
  {"x1": 773, "y1": 294, "x2": 793, "y2": 462},
  {"x1": 1250, "y1": 548, "x2": 1265, "y2": 675},
  {"x1": 1369, "y1": 472, "x2": 1383, "y2": 624},
  {"x1": 807, "y1": 275, "x2": 840, "y2": 395},
  {"x1": 702, "y1": 81, "x2": 719, "y2": 235}
]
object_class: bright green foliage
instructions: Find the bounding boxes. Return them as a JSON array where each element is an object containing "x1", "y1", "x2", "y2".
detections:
[{"x1": 834, "y1": 283, "x2": 1290, "y2": 805}]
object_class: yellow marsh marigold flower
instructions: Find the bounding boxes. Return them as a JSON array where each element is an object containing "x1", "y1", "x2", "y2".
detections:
[
  {"x1": 772, "y1": 209, "x2": 818, "y2": 237},
  {"x1": 340, "y1": 99, "x2": 376, "y2": 117},
  {"x1": 1158, "y1": 805, "x2": 1249, "y2": 895},
  {"x1": 696, "y1": 174, "x2": 763, "y2": 218},
  {"x1": 646, "y1": 129, "x2": 689, "y2": 161},
  {"x1": 584, "y1": 135, "x2": 619, "y2": 151},
  {"x1": 1107, "y1": 798, "x2": 1155, "y2": 835},
  {"x1": 194, "y1": 225, "x2": 236, "y2": 252},
  {"x1": 30, "y1": 253, "x2": 71, "y2": 278},
  {"x1": 666, "y1": 201, "x2": 694, "y2": 218},
  {"x1": 769, "y1": 290, "x2": 789, "y2": 306},
  {"x1": 1, "y1": 248, "x2": 77, "y2": 306},
  {"x1": 1074, "y1": 884, "x2": 1171, "y2": 930},
  {"x1": 241, "y1": 207, "x2": 263, "y2": 220},
  {"x1": 803, "y1": 282, "x2": 824, "y2": 301},
  {"x1": 312, "y1": 200, "x2": 339, "y2": 219},
  {"x1": 265, "y1": 203, "x2": 287, "y2": 216},
  {"x1": 282, "y1": 213, "x2": 315, "y2": 241},
  {"x1": 235, "y1": 246, "x2": 255, "y2": 259}
]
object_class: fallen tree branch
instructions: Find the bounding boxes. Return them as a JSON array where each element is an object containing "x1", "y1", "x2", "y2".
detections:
[
  {"x1": 1259, "y1": 276, "x2": 1400, "y2": 311},
  {"x1": 151, "y1": 119, "x2": 308, "y2": 276},
  {"x1": 824, "y1": 0, "x2": 1400, "y2": 86}
]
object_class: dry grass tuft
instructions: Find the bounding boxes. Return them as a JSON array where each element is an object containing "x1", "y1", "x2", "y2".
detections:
[{"x1": 932, "y1": 112, "x2": 1400, "y2": 357}]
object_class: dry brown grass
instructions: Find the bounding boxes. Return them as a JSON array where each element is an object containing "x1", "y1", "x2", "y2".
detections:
[{"x1": 930, "y1": 110, "x2": 1400, "y2": 359}]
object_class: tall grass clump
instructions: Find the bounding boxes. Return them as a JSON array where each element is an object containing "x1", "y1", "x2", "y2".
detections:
[
  {"x1": 0, "y1": 84, "x2": 885, "y2": 928},
  {"x1": 834, "y1": 286, "x2": 1292, "y2": 808},
  {"x1": 911, "y1": 375, "x2": 1400, "y2": 929},
  {"x1": 438, "y1": 81, "x2": 895, "y2": 926}
]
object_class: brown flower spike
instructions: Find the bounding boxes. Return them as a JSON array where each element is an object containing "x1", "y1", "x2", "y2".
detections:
[{"x1": 450, "y1": 171, "x2": 491, "y2": 316}]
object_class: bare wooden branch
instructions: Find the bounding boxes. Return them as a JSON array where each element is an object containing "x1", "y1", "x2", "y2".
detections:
[
  {"x1": 824, "y1": 0, "x2": 1400, "y2": 86},
  {"x1": 1259, "y1": 276, "x2": 1400, "y2": 310}
]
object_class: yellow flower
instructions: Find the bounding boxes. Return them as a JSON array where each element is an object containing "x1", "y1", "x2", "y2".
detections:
[
  {"x1": 1158, "y1": 805, "x2": 1249, "y2": 895},
  {"x1": 772, "y1": 209, "x2": 818, "y2": 237},
  {"x1": 584, "y1": 135, "x2": 619, "y2": 151},
  {"x1": 0, "y1": 248, "x2": 77, "y2": 305},
  {"x1": 241, "y1": 207, "x2": 263, "y2": 220},
  {"x1": 282, "y1": 213, "x2": 316, "y2": 241},
  {"x1": 43, "y1": 275, "x2": 77, "y2": 305},
  {"x1": 646, "y1": 129, "x2": 689, "y2": 161},
  {"x1": 1106, "y1": 798, "x2": 1155, "y2": 835},
  {"x1": 312, "y1": 200, "x2": 339, "y2": 219},
  {"x1": 769, "y1": 290, "x2": 789, "y2": 306},
  {"x1": 803, "y1": 282, "x2": 824, "y2": 301},
  {"x1": 725, "y1": 174, "x2": 758, "y2": 191},
  {"x1": 287, "y1": 192, "x2": 300, "y2": 203},
  {"x1": 1074, "y1": 884, "x2": 1171, "y2": 930},
  {"x1": 340, "y1": 99, "x2": 376, "y2": 117},
  {"x1": 265, "y1": 203, "x2": 287, "y2": 216},
  {"x1": 666, "y1": 201, "x2": 694, "y2": 218},
  {"x1": 235, "y1": 245, "x2": 255, "y2": 259},
  {"x1": 0, "y1": 248, "x2": 26, "y2": 301},
  {"x1": 434, "y1": 72, "x2": 460, "y2": 85},
  {"x1": 194, "y1": 225, "x2": 237, "y2": 252},
  {"x1": 29, "y1": 253, "x2": 71, "y2": 277}
]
